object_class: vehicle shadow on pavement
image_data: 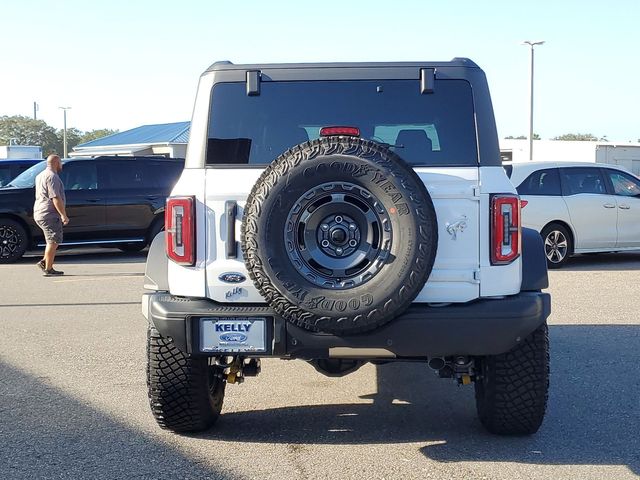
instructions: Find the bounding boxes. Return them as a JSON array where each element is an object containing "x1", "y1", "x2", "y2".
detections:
[
  {"x1": 561, "y1": 251, "x2": 640, "y2": 271},
  {"x1": 204, "y1": 325, "x2": 639, "y2": 474},
  {"x1": 21, "y1": 249, "x2": 148, "y2": 265},
  {"x1": 0, "y1": 361, "x2": 241, "y2": 480}
]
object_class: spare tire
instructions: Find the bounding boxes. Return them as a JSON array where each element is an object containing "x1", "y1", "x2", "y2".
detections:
[{"x1": 241, "y1": 137, "x2": 437, "y2": 335}]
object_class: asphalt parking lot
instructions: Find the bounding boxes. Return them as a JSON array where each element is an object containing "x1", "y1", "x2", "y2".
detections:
[{"x1": 1, "y1": 249, "x2": 639, "y2": 480}]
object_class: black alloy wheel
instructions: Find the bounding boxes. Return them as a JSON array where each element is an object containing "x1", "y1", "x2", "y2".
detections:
[
  {"x1": 284, "y1": 182, "x2": 393, "y2": 290},
  {"x1": 0, "y1": 219, "x2": 28, "y2": 264}
]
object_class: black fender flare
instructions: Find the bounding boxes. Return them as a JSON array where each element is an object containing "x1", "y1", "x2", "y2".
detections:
[{"x1": 521, "y1": 227, "x2": 549, "y2": 291}]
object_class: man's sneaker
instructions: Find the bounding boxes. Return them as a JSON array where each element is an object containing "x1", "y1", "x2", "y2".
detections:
[
  {"x1": 36, "y1": 260, "x2": 46, "y2": 271},
  {"x1": 43, "y1": 268, "x2": 64, "y2": 277}
]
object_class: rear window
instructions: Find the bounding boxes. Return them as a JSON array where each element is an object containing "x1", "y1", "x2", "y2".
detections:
[
  {"x1": 103, "y1": 160, "x2": 184, "y2": 190},
  {"x1": 561, "y1": 167, "x2": 607, "y2": 195},
  {"x1": 516, "y1": 168, "x2": 561, "y2": 196},
  {"x1": 207, "y1": 79, "x2": 478, "y2": 167},
  {"x1": 0, "y1": 165, "x2": 14, "y2": 187}
]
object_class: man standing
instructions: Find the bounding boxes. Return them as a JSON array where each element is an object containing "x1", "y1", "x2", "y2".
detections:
[{"x1": 33, "y1": 154, "x2": 69, "y2": 276}]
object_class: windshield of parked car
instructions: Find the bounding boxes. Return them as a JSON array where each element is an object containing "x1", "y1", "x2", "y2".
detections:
[
  {"x1": 6, "y1": 161, "x2": 47, "y2": 188},
  {"x1": 206, "y1": 79, "x2": 478, "y2": 167}
]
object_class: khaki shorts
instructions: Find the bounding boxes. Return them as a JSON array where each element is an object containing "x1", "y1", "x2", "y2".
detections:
[{"x1": 35, "y1": 216, "x2": 63, "y2": 244}]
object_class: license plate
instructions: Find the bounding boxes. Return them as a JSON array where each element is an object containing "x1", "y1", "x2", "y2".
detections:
[{"x1": 200, "y1": 317, "x2": 267, "y2": 353}]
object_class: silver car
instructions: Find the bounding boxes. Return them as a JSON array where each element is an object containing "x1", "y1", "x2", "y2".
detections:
[{"x1": 506, "y1": 161, "x2": 640, "y2": 267}]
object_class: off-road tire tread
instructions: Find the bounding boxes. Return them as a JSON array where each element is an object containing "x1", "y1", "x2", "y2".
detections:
[
  {"x1": 241, "y1": 137, "x2": 437, "y2": 335},
  {"x1": 475, "y1": 322, "x2": 549, "y2": 435},
  {"x1": 146, "y1": 327, "x2": 225, "y2": 432}
]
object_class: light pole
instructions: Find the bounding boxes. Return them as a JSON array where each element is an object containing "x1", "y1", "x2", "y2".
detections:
[
  {"x1": 59, "y1": 106, "x2": 72, "y2": 158},
  {"x1": 523, "y1": 40, "x2": 544, "y2": 161}
]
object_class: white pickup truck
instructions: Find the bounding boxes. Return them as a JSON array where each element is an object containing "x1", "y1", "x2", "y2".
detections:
[{"x1": 142, "y1": 59, "x2": 551, "y2": 436}]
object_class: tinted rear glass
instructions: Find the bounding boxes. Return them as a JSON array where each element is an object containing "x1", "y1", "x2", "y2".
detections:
[
  {"x1": 517, "y1": 168, "x2": 561, "y2": 196},
  {"x1": 104, "y1": 160, "x2": 183, "y2": 190},
  {"x1": 561, "y1": 167, "x2": 606, "y2": 195},
  {"x1": 207, "y1": 79, "x2": 478, "y2": 167},
  {"x1": 6, "y1": 161, "x2": 46, "y2": 188},
  {"x1": 0, "y1": 165, "x2": 14, "y2": 187}
]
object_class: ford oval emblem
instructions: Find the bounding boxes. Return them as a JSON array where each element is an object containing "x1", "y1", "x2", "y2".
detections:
[
  {"x1": 219, "y1": 272, "x2": 246, "y2": 284},
  {"x1": 220, "y1": 333, "x2": 247, "y2": 342}
]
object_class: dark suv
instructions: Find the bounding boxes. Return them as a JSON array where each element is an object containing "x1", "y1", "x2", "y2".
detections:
[{"x1": 0, "y1": 155, "x2": 183, "y2": 263}]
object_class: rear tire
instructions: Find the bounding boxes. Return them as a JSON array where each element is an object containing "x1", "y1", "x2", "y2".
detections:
[
  {"x1": 0, "y1": 218, "x2": 28, "y2": 264},
  {"x1": 541, "y1": 223, "x2": 572, "y2": 268},
  {"x1": 118, "y1": 243, "x2": 146, "y2": 253},
  {"x1": 146, "y1": 326, "x2": 225, "y2": 433},
  {"x1": 474, "y1": 322, "x2": 549, "y2": 435}
]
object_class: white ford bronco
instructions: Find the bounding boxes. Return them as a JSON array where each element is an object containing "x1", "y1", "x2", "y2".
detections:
[{"x1": 142, "y1": 59, "x2": 551, "y2": 435}]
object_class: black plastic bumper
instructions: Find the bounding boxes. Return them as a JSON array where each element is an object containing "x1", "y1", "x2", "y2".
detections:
[{"x1": 143, "y1": 291, "x2": 551, "y2": 359}]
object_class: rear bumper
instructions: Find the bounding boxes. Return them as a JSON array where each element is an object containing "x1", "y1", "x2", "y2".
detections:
[{"x1": 142, "y1": 292, "x2": 551, "y2": 359}]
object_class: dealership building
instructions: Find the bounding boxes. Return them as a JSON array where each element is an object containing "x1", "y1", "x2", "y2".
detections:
[{"x1": 71, "y1": 121, "x2": 189, "y2": 158}]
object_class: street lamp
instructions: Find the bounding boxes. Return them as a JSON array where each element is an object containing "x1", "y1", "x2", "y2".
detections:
[
  {"x1": 522, "y1": 40, "x2": 545, "y2": 161},
  {"x1": 59, "y1": 106, "x2": 72, "y2": 158}
]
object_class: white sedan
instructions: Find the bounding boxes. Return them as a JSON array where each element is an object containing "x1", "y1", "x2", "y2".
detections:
[{"x1": 506, "y1": 161, "x2": 640, "y2": 267}]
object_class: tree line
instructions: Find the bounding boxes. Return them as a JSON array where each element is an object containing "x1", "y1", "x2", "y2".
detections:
[{"x1": 0, "y1": 115, "x2": 118, "y2": 157}]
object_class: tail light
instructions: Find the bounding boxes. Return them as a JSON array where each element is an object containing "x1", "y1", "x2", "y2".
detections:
[
  {"x1": 520, "y1": 200, "x2": 529, "y2": 208},
  {"x1": 491, "y1": 194, "x2": 521, "y2": 265},
  {"x1": 166, "y1": 196, "x2": 195, "y2": 266}
]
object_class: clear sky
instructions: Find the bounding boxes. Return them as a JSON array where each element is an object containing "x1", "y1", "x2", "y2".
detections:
[{"x1": 2, "y1": 0, "x2": 639, "y2": 142}]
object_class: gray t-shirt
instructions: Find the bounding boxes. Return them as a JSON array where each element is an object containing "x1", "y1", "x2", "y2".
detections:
[{"x1": 34, "y1": 168, "x2": 66, "y2": 220}]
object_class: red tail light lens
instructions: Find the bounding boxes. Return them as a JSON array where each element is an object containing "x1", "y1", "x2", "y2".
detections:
[
  {"x1": 520, "y1": 200, "x2": 529, "y2": 208},
  {"x1": 491, "y1": 194, "x2": 521, "y2": 265},
  {"x1": 166, "y1": 196, "x2": 195, "y2": 266},
  {"x1": 320, "y1": 126, "x2": 361, "y2": 137}
]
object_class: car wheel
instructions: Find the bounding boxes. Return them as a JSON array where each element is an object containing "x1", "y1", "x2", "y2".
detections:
[
  {"x1": 474, "y1": 322, "x2": 549, "y2": 435},
  {"x1": 118, "y1": 243, "x2": 146, "y2": 253},
  {"x1": 146, "y1": 326, "x2": 226, "y2": 433},
  {"x1": 541, "y1": 223, "x2": 572, "y2": 268},
  {"x1": 0, "y1": 219, "x2": 28, "y2": 264},
  {"x1": 118, "y1": 218, "x2": 164, "y2": 253},
  {"x1": 146, "y1": 218, "x2": 165, "y2": 244},
  {"x1": 242, "y1": 137, "x2": 438, "y2": 335}
]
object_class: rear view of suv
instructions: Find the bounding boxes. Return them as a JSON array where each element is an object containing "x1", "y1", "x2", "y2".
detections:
[{"x1": 142, "y1": 59, "x2": 551, "y2": 436}]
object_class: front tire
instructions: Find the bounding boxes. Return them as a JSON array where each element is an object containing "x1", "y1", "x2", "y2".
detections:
[
  {"x1": 474, "y1": 322, "x2": 549, "y2": 435},
  {"x1": 146, "y1": 327, "x2": 225, "y2": 433},
  {"x1": 0, "y1": 218, "x2": 28, "y2": 264}
]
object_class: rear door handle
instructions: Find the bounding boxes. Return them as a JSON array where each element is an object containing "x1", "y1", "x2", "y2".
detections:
[
  {"x1": 603, "y1": 203, "x2": 616, "y2": 208},
  {"x1": 87, "y1": 198, "x2": 102, "y2": 203},
  {"x1": 619, "y1": 204, "x2": 631, "y2": 210},
  {"x1": 225, "y1": 201, "x2": 238, "y2": 258}
]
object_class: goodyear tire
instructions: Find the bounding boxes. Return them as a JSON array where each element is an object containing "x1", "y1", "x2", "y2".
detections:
[
  {"x1": 242, "y1": 137, "x2": 438, "y2": 335},
  {"x1": 474, "y1": 322, "x2": 550, "y2": 435},
  {"x1": 146, "y1": 327, "x2": 225, "y2": 433}
]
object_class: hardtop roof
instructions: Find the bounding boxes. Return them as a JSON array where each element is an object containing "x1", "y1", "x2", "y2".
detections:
[{"x1": 205, "y1": 58, "x2": 479, "y2": 74}]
